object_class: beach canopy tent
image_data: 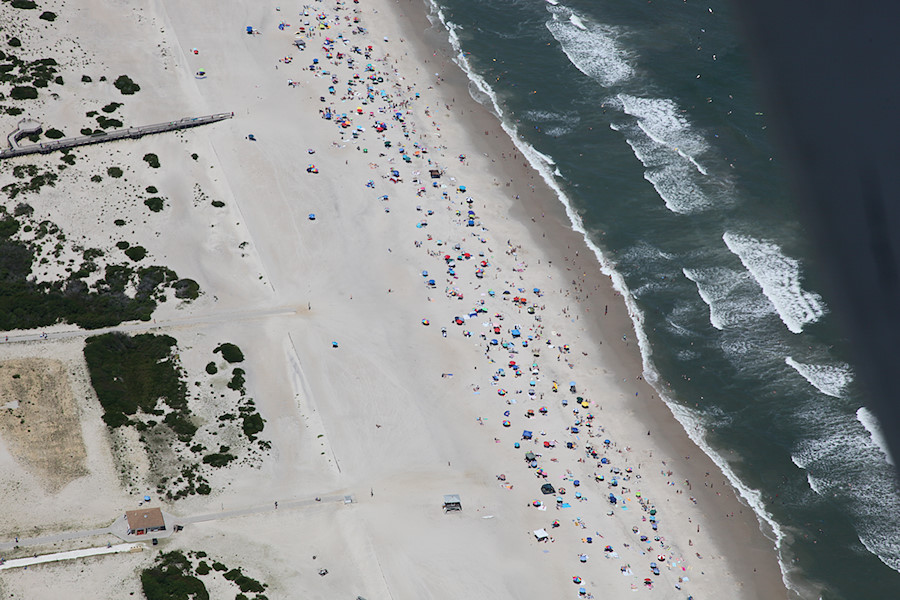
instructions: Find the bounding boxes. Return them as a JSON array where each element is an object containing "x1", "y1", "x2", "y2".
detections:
[
  {"x1": 522, "y1": 430, "x2": 533, "y2": 440},
  {"x1": 533, "y1": 528, "x2": 549, "y2": 541},
  {"x1": 541, "y1": 483, "x2": 556, "y2": 495},
  {"x1": 525, "y1": 451, "x2": 536, "y2": 462},
  {"x1": 443, "y1": 494, "x2": 462, "y2": 512}
]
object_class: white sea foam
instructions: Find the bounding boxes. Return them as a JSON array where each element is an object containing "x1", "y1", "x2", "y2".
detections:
[
  {"x1": 569, "y1": 14, "x2": 587, "y2": 31},
  {"x1": 619, "y1": 134, "x2": 712, "y2": 213},
  {"x1": 611, "y1": 94, "x2": 728, "y2": 214},
  {"x1": 792, "y1": 404, "x2": 900, "y2": 573},
  {"x1": 427, "y1": 2, "x2": 799, "y2": 592},
  {"x1": 784, "y1": 356, "x2": 853, "y2": 398},
  {"x1": 722, "y1": 232, "x2": 825, "y2": 334},
  {"x1": 619, "y1": 95, "x2": 709, "y2": 168},
  {"x1": 545, "y1": 8, "x2": 634, "y2": 87},
  {"x1": 857, "y1": 406, "x2": 895, "y2": 465},
  {"x1": 683, "y1": 267, "x2": 774, "y2": 330}
]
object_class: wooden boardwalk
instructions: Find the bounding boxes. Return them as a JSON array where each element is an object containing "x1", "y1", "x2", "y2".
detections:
[{"x1": 0, "y1": 112, "x2": 233, "y2": 160}]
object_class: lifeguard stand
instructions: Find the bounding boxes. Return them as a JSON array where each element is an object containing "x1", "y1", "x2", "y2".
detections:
[{"x1": 442, "y1": 494, "x2": 462, "y2": 513}]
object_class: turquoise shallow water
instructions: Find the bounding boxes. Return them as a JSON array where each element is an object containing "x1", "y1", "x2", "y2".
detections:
[{"x1": 424, "y1": 0, "x2": 900, "y2": 597}]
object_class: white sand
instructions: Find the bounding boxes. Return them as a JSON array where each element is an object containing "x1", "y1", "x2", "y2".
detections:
[{"x1": 0, "y1": 0, "x2": 789, "y2": 598}]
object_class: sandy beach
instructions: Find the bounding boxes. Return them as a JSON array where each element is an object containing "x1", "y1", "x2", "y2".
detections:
[{"x1": 0, "y1": 0, "x2": 791, "y2": 598}]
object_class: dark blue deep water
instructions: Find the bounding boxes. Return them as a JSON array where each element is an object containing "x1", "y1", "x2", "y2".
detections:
[{"x1": 423, "y1": 0, "x2": 900, "y2": 597}]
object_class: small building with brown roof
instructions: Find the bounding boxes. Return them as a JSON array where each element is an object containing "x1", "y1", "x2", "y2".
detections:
[{"x1": 125, "y1": 507, "x2": 166, "y2": 536}]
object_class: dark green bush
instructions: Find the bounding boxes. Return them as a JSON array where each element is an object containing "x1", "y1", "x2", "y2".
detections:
[
  {"x1": 81, "y1": 74, "x2": 92, "y2": 83},
  {"x1": 11, "y1": 0, "x2": 38, "y2": 8},
  {"x1": 222, "y1": 569, "x2": 265, "y2": 593},
  {"x1": 83, "y1": 333, "x2": 186, "y2": 429},
  {"x1": 141, "y1": 551, "x2": 209, "y2": 600},
  {"x1": 107, "y1": 166, "x2": 123, "y2": 178},
  {"x1": 113, "y1": 74, "x2": 140, "y2": 95},
  {"x1": 144, "y1": 197, "x2": 164, "y2": 212},
  {"x1": 213, "y1": 343, "x2": 244, "y2": 363},
  {"x1": 7, "y1": 38, "x2": 22, "y2": 47},
  {"x1": 40, "y1": 11, "x2": 57, "y2": 21},
  {"x1": 174, "y1": 278, "x2": 199, "y2": 299},
  {"x1": 241, "y1": 413, "x2": 264, "y2": 440},
  {"x1": 202, "y1": 452, "x2": 236, "y2": 468},
  {"x1": 145, "y1": 185, "x2": 158, "y2": 193},
  {"x1": 13, "y1": 203, "x2": 33, "y2": 217},
  {"x1": 101, "y1": 101, "x2": 122, "y2": 113},
  {"x1": 143, "y1": 153, "x2": 160, "y2": 168},
  {"x1": 205, "y1": 362, "x2": 217, "y2": 375},
  {"x1": 96, "y1": 115, "x2": 122, "y2": 129},
  {"x1": 10, "y1": 86, "x2": 37, "y2": 100},
  {"x1": 227, "y1": 368, "x2": 245, "y2": 392},
  {"x1": 45, "y1": 128, "x2": 64, "y2": 139},
  {"x1": 124, "y1": 245, "x2": 147, "y2": 261}
]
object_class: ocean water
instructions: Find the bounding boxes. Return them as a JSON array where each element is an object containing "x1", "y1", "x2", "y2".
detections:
[{"x1": 422, "y1": 0, "x2": 900, "y2": 597}]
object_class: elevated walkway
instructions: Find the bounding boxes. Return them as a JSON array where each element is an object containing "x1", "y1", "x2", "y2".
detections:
[{"x1": 0, "y1": 112, "x2": 233, "y2": 160}]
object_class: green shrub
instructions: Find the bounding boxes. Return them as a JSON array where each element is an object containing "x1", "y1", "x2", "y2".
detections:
[
  {"x1": 11, "y1": 0, "x2": 38, "y2": 8},
  {"x1": 213, "y1": 343, "x2": 244, "y2": 363},
  {"x1": 114, "y1": 218, "x2": 125, "y2": 226},
  {"x1": 212, "y1": 562, "x2": 227, "y2": 572},
  {"x1": 107, "y1": 166, "x2": 123, "y2": 178},
  {"x1": 202, "y1": 452, "x2": 236, "y2": 468},
  {"x1": 227, "y1": 368, "x2": 245, "y2": 392},
  {"x1": 116, "y1": 241, "x2": 129, "y2": 249},
  {"x1": 242, "y1": 413, "x2": 264, "y2": 440},
  {"x1": 191, "y1": 153, "x2": 199, "y2": 160},
  {"x1": 92, "y1": 175, "x2": 103, "y2": 183},
  {"x1": 0, "y1": 216, "x2": 20, "y2": 239},
  {"x1": 8, "y1": 38, "x2": 22, "y2": 47},
  {"x1": 164, "y1": 411, "x2": 197, "y2": 440},
  {"x1": 205, "y1": 362, "x2": 217, "y2": 375},
  {"x1": 174, "y1": 278, "x2": 199, "y2": 300},
  {"x1": 196, "y1": 561, "x2": 210, "y2": 576},
  {"x1": 13, "y1": 203, "x2": 33, "y2": 217},
  {"x1": 113, "y1": 74, "x2": 140, "y2": 95},
  {"x1": 81, "y1": 74, "x2": 92, "y2": 83},
  {"x1": 144, "y1": 197, "x2": 164, "y2": 212},
  {"x1": 101, "y1": 101, "x2": 122, "y2": 113},
  {"x1": 84, "y1": 333, "x2": 187, "y2": 429},
  {"x1": 81, "y1": 128, "x2": 94, "y2": 136},
  {"x1": 124, "y1": 245, "x2": 147, "y2": 261},
  {"x1": 45, "y1": 128, "x2": 64, "y2": 139},
  {"x1": 222, "y1": 569, "x2": 265, "y2": 594},
  {"x1": 143, "y1": 153, "x2": 160, "y2": 168},
  {"x1": 211, "y1": 200, "x2": 225, "y2": 208},
  {"x1": 145, "y1": 185, "x2": 158, "y2": 193},
  {"x1": 10, "y1": 86, "x2": 37, "y2": 100},
  {"x1": 54, "y1": 75, "x2": 63, "y2": 85},
  {"x1": 141, "y1": 551, "x2": 209, "y2": 600},
  {"x1": 40, "y1": 11, "x2": 57, "y2": 21},
  {"x1": 96, "y1": 115, "x2": 122, "y2": 129}
]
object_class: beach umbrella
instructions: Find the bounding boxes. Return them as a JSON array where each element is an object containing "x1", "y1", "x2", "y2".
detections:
[
  {"x1": 504, "y1": 411, "x2": 510, "y2": 416},
  {"x1": 502, "y1": 420, "x2": 511, "y2": 427},
  {"x1": 498, "y1": 389, "x2": 507, "y2": 396},
  {"x1": 422, "y1": 319, "x2": 430, "y2": 326},
  {"x1": 572, "y1": 576, "x2": 582, "y2": 584}
]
